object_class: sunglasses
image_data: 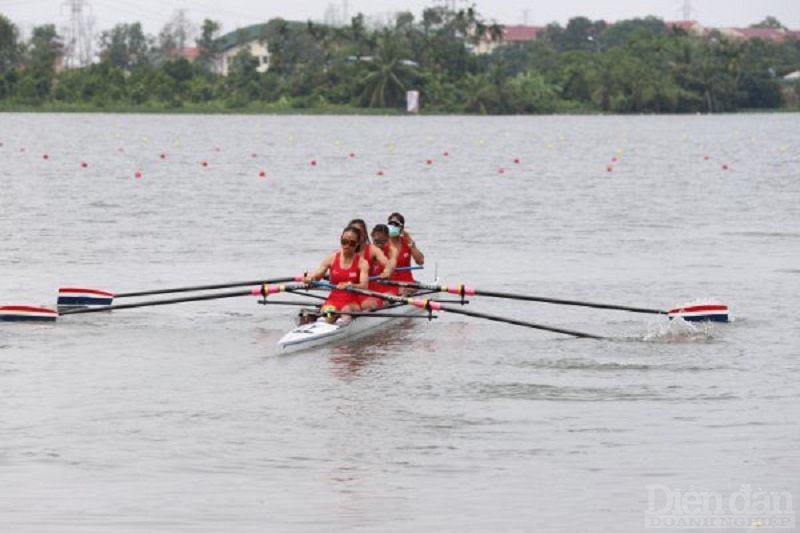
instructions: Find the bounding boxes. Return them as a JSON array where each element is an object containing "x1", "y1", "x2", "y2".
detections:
[
  {"x1": 388, "y1": 220, "x2": 403, "y2": 227},
  {"x1": 340, "y1": 238, "x2": 358, "y2": 247}
]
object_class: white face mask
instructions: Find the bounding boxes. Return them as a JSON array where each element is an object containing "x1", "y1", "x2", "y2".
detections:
[{"x1": 388, "y1": 224, "x2": 402, "y2": 237}]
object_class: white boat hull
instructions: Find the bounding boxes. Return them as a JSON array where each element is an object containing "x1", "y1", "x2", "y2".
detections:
[{"x1": 277, "y1": 301, "x2": 427, "y2": 353}]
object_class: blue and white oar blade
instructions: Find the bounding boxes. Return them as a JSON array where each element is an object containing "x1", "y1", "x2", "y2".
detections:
[
  {"x1": 668, "y1": 301, "x2": 729, "y2": 322},
  {"x1": 57, "y1": 287, "x2": 113, "y2": 310},
  {"x1": 0, "y1": 305, "x2": 59, "y2": 322}
]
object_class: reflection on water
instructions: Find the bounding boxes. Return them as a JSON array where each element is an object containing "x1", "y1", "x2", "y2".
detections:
[{"x1": 328, "y1": 319, "x2": 421, "y2": 379}]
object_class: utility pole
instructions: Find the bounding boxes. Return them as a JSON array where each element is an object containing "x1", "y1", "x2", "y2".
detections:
[
  {"x1": 63, "y1": 0, "x2": 92, "y2": 68},
  {"x1": 681, "y1": 0, "x2": 694, "y2": 20}
]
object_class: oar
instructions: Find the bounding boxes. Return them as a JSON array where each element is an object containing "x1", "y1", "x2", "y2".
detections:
[
  {"x1": 312, "y1": 282, "x2": 603, "y2": 339},
  {"x1": 59, "y1": 282, "x2": 309, "y2": 315},
  {"x1": 57, "y1": 267, "x2": 424, "y2": 308},
  {"x1": 378, "y1": 281, "x2": 729, "y2": 322},
  {"x1": 57, "y1": 275, "x2": 304, "y2": 308}
]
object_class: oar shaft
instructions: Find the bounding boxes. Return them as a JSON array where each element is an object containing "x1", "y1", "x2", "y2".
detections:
[
  {"x1": 115, "y1": 276, "x2": 298, "y2": 298},
  {"x1": 59, "y1": 288, "x2": 258, "y2": 315},
  {"x1": 436, "y1": 304, "x2": 604, "y2": 339},
  {"x1": 314, "y1": 282, "x2": 603, "y2": 339},
  {"x1": 379, "y1": 281, "x2": 665, "y2": 315},
  {"x1": 474, "y1": 290, "x2": 665, "y2": 315}
]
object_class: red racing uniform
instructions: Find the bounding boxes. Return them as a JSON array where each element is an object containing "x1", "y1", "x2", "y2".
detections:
[{"x1": 321, "y1": 251, "x2": 362, "y2": 312}]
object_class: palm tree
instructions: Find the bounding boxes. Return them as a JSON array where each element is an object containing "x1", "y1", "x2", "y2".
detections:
[{"x1": 359, "y1": 31, "x2": 417, "y2": 108}]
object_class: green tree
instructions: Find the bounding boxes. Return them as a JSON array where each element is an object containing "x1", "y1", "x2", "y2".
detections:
[
  {"x1": 0, "y1": 14, "x2": 20, "y2": 74},
  {"x1": 196, "y1": 18, "x2": 221, "y2": 70},
  {"x1": 98, "y1": 22, "x2": 150, "y2": 70},
  {"x1": 359, "y1": 30, "x2": 417, "y2": 108}
]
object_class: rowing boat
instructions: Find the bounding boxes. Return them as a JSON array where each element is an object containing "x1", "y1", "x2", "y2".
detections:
[{"x1": 277, "y1": 287, "x2": 437, "y2": 353}]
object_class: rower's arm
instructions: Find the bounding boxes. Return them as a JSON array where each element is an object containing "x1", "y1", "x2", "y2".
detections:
[
  {"x1": 305, "y1": 255, "x2": 332, "y2": 282},
  {"x1": 354, "y1": 258, "x2": 369, "y2": 289},
  {"x1": 373, "y1": 246, "x2": 395, "y2": 277},
  {"x1": 405, "y1": 232, "x2": 424, "y2": 265}
]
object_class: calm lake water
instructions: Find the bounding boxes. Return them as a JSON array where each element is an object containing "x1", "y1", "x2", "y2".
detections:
[{"x1": 1, "y1": 113, "x2": 798, "y2": 532}]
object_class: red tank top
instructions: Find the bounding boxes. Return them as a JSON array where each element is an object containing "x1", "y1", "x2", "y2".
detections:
[
  {"x1": 390, "y1": 238, "x2": 414, "y2": 282},
  {"x1": 330, "y1": 251, "x2": 361, "y2": 285}
]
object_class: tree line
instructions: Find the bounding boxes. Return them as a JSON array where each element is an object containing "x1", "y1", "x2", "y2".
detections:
[{"x1": 1, "y1": 7, "x2": 799, "y2": 113}]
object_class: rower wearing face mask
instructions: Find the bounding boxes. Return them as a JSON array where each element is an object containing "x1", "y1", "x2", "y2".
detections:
[{"x1": 387, "y1": 212, "x2": 424, "y2": 285}]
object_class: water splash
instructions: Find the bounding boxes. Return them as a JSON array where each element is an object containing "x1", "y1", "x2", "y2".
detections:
[{"x1": 642, "y1": 316, "x2": 714, "y2": 342}]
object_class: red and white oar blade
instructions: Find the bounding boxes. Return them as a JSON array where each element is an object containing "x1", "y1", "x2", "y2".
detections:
[
  {"x1": 0, "y1": 305, "x2": 59, "y2": 322},
  {"x1": 57, "y1": 287, "x2": 114, "y2": 310},
  {"x1": 668, "y1": 302, "x2": 729, "y2": 322}
]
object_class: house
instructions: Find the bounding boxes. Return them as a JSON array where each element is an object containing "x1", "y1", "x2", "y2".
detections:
[
  {"x1": 174, "y1": 47, "x2": 200, "y2": 62},
  {"x1": 720, "y1": 27, "x2": 789, "y2": 42},
  {"x1": 473, "y1": 25, "x2": 545, "y2": 54},
  {"x1": 665, "y1": 20, "x2": 706, "y2": 36},
  {"x1": 214, "y1": 24, "x2": 271, "y2": 76},
  {"x1": 503, "y1": 25, "x2": 546, "y2": 43}
]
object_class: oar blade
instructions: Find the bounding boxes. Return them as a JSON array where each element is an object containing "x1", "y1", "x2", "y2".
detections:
[
  {"x1": 0, "y1": 305, "x2": 59, "y2": 322},
  {"x1": 668, "y1": 302, "x2": 729, "y2": 322},
  {"x1": 57, "y1": 287, "x2": 114, "y2": 310}
]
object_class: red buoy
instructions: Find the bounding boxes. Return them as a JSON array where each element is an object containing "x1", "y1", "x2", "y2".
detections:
[
  {"x1": 134, "y1": 171, "x2": 142, "y2": 179},
  {"x1": 426, "y1": 159, "x2": 433, "y2": 165},
  {"x1": 80, "y1": 161, "x2": 88, "y2": 168},
  {"x1": 259, "y1": 170, "x2": 266, "y2": 178}
]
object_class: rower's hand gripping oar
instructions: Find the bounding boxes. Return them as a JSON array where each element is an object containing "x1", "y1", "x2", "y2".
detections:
[
  {"x1": 311, "y1": 282, "x2": 604, "y2": 339},
  {"x1": 378, "y1": 281, "x2": 729, "y2": 323}
]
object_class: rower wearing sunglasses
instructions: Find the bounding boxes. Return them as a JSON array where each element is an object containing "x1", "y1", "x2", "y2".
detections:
[
  {"x1": 387, "y1": 212, "x2": 424, "y2": 292},
  {"x1": 303, "y1": 225, "x2": 369, "y2": 323}
]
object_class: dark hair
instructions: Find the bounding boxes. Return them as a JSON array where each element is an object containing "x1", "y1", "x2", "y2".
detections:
[
  {"x1": 348, "y1": 218, "x2": 370, "y2": 244},
  {"x1": 388, "y1": 212, "x2": 405, "y2": 225},
  {"x1": 342, "y1": 225, "x2": 362, "y2": 243},
  {"x1": 371, "y1": 223, "x2": 389, "y2": 236}
]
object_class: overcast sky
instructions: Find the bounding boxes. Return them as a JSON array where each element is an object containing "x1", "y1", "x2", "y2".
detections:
[{"x1": 2, "y1": 0, "x2": 798, "y2": 37}]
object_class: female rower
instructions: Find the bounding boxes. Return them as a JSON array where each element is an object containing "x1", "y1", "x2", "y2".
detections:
[
  {"x1": 348, "y1": 217, "x2": 395, "y2": 311},
  {"x1": 359, "y1": 224, "x2": 401, "y2": 309},
  {"x1": 303, "y1": 225, "x2": 369, "y2": 324},
  {"x1": 387, "y1": 212, "x2": 424, "y2": 291}
]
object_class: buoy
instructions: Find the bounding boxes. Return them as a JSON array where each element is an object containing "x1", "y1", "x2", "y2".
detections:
[
  {"x1": 134, "y1": 171, "x2": 142, "y2": 179},
  {"x1": 43, "y1": 154, "x2": 49, "y2": 160},
  {"x1": 443, "y1": 151, "x2": 449, "y2": 157},
  {"x1": 611, "y1": 157, "x2": 618, "y2": 163},
  {"x1": 80, "y1": 161, "x2": 88, "y2": 168},
  {"x1": 426, "y1": 159, "x2": 433, "y2": 165},
  {"x1": 376, "y1": 170, "x2": 385, "y2": 176},
  {"x1": 721, "y1": 164, "x2": 728, "y2": 170},
  {"x1": 348, "y1": 152, "x2": 356, "y2": 158},
  {"x1": 251, "y1": 153, "x2": 258, "y2": 158},
  {"x1": 159, "y1": 153, "x2": 167, "y2": 159},
  {"x1": 607, "y1": 165, "x2": 613, "y2": 172},
  {"x1": 513, "y1": 157, "x2": 520, "y2": 164},
  {"x1": 201, "y1": 160, "x2": 208, "y2": 167},
  {"x1": 498, "y1": 167, "x2": 505, "y2": 175},
  {"x1": 310, "y1": 160, "x2": 317, "y2": 166},
  {"x1": 259, "y1": 170, "x2": 266, "y2": 178},
  {"x1": 704, "y1": 155, "x2": 711, "y2": 160}
]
